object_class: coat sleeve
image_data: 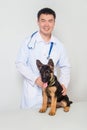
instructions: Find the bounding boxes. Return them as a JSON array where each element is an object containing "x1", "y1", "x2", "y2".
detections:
[
  {"x1": 58, "y1": 44, "x2": 71, "y2": 88},
  {"x1": 15, "y1": 38, "x2": 37, "y2": 86}
]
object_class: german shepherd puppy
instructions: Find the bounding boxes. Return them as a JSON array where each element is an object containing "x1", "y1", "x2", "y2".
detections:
[{"x1": 36, "y1": 59, "x2": 72, "y2": 116}]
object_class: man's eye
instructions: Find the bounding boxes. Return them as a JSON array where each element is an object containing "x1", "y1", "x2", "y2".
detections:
[{"x1": 41, "y1": 19, "x2": 45, "y2": 22}]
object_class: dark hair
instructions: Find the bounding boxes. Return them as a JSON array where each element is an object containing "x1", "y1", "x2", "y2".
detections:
[{"x1": 37, "y1": 7, "x2": 56, "y2": 20}]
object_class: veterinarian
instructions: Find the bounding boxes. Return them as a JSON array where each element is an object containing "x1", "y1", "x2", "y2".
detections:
[{"x1": 15, "y1": 7, "x2": 71, "y2": 109}]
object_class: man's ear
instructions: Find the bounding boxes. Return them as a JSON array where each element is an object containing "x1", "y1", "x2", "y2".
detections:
[
  {"x1": 36, "y1": 60, "x2": 43, "y2": 70},
  {"x1": 48, "y1": 59, "x2": 54, "y2": 71}
]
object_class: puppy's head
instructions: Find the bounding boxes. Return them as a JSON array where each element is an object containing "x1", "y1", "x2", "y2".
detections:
[{"x1": 36, "y1": 59, "x2": 54, "y2": 83}]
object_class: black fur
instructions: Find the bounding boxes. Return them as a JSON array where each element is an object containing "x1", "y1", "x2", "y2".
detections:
[{"x1": 50, "y1": 75, "x2": 72, "y2": 106}]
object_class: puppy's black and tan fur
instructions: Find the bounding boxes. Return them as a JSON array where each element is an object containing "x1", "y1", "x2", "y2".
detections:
[{"x1": 36, "y1": 59, "x2": 72, "y2": 116}]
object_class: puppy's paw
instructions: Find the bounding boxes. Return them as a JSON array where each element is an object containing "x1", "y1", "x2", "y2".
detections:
[
  {"x1": 39, "y1": 108, "x2": 46, "y2": 113},
  {"x1": 49, "y1": 110, "x2": 56, "y2": 116},
  {"x1": 64, "y1": 106, "x2": 70, "y2": 112}
]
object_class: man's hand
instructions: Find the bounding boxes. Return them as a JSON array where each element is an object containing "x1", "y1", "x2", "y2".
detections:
[
  {"x1": 61, "y1": 84, "x2": 67, "y2": 96},
  {"x1": 35, "y1": 76, "x2": 44, "y2": 88},
  {"x1": 35, "y1": 77, "x2": 67, "y2": 94}
]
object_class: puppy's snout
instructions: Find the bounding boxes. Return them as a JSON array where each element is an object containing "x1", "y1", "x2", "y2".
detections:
[{"x1": 42, "y1": 77, "x2": 47, "y2": 83}]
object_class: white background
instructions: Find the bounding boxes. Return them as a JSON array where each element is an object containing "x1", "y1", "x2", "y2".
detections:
[{"x1": 0, "y1": 0, "x2": 87, "y2": 111}]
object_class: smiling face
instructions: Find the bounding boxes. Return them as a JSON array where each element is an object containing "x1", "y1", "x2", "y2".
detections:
[{"x1": 37, "y1": 14, "x2": 55, "y2": 38}]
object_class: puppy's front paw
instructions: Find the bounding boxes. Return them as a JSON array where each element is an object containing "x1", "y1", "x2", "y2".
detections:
[
  {"x1": 49, "y1": 110, "x2": 56, "y2": 116},
  {"x1": 39, "y1": 108, "x2": 46, "y2": 113}
]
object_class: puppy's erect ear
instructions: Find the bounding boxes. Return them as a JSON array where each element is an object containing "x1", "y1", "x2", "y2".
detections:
[
  {"x1": 36, "y1": 60, "x2": 43, "y2": 70},
  {"x1": 48, "y1": 59, "x2": 54, "y2": 71}
]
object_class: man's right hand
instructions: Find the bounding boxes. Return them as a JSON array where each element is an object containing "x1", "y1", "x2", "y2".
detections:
[{"x1": 35, "y1": 76, "x2": 44, "y2": 88}]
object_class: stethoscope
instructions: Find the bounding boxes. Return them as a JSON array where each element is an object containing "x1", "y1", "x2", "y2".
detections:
[
  {"x1": 27, "y1": 31, "x2": 54, "y2": 60},
  {"x1": 27, "y1": 31, "x2": 38, "y2": 49}
]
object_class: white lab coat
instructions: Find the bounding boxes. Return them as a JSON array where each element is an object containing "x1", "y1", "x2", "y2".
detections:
[{"x1": 15, "y1": 31, "x2": 70, "y2": 109}]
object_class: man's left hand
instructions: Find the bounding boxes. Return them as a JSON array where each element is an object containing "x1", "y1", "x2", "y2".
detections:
[{"x1": 61, "y1": 84, "x2": 67, "y2": 96}]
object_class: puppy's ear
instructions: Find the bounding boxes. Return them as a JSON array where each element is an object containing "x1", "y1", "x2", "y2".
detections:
[
  {"x1": 36, "y1": 60, "x2": 43, "y2": 70},
  {"x1": 48, "y1": 59, "x2": 54, "y2": 71}
]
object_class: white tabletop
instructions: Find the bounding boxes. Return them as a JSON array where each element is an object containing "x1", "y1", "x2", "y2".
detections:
[{"x1": 0, "y1": 101, "x2": 87, "y2": 130}]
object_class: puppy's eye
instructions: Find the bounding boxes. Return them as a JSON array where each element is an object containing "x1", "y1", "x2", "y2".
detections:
[{"x1": 46, "y1": 70, "x2": 50, "y2": 73}]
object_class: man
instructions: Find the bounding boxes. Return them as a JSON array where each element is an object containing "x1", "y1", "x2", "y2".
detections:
[{"x1": 16, "y1": 7, "x2": 70, "y2": 109}]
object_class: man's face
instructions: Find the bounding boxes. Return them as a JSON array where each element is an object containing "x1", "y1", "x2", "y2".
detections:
[{"x1": 37, "y1": 14, "x2": 55, "y2": 36}]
